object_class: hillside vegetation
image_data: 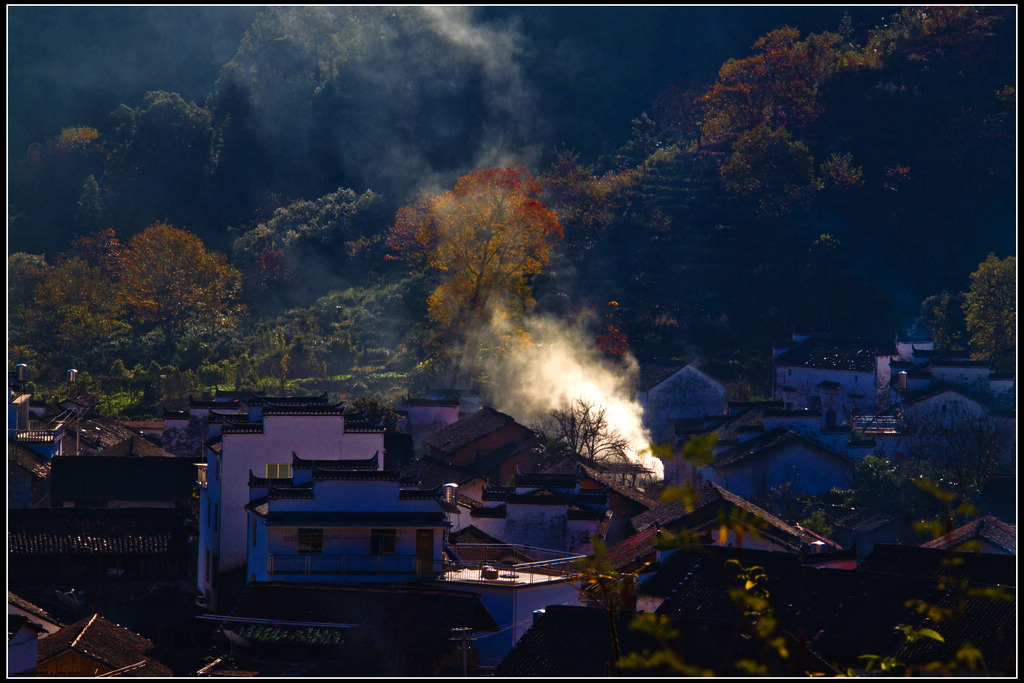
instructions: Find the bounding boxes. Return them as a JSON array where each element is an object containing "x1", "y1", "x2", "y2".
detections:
[{"x1": 7, "y1": 6, "x2": 1016, "y2": 417}]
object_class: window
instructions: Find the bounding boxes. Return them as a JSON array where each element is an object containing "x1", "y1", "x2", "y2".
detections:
[
  {"x1": 266, "y1": 463, "x2": 292, "y2": 479},
  {"x1": 297, "y1": 528, "x2": 324, "y2": 555},
  {"x1": 371, "y1": 529, "x2": 397, "y2": 555},
  {"x1": 215, "y1": 458, "x2": 220, "y2": 480},
  {"x1": 214, "y1": 503, "x2": 219, "y2": 532},
  {"x1": 251, "y1": 519, "x2": 257, "y2": 546},
  {"x1": 205, "y1": 549, "x2": 210, "y2": 582},
  {"x1": 206, "y1": 500, "x2": 211, "y2": 528}
]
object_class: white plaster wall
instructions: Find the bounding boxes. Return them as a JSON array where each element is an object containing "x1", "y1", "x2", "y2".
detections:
[
  {"x1": 775, "y1": 366, "x2": 876, "y2": 419},
  {"x1": 7, "y1": 627, "x2": 38, "y2": 676},
  {"x1": 470, "y1": 580, "x2": 581, "y2": 667},
  {"x1": 712, "y1": 441, "x2": 852, "y2": 499},
  {"x1": 641, "y1": 367, "x2": 727, "y2": 440},
  {"x1": 930, "y1": 366, "x2": 989, "y2": 394}
]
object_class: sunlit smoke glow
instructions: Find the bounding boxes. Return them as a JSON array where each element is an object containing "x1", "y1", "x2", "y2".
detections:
[{"x1": 478, "y1": 313, "x2": 664, "y2": 481}]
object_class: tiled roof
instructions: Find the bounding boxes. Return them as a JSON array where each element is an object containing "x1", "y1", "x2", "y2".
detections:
[
  {"x1": 421, "y1": 406, "x2": 525, "y2": 454},
  {"x1": 512, "y1": 469, "x2": 579, "y2": 489},
  {"x1": 631, "y1": 482, "x2": 842, "y2": 552},
  {"x1": 495, "y1": 604, "x2": 834, "y2": 676},
  {"x1": 711, "y1": 404, "x2": 771, "y2": 443},
  {"x1": 401, "y1": 456, "x2": 486, "y2": 490},
  {"x1": 639, "y1": 545, "x2": 803, "y2": 597},
  {"x1": 713, "y1": 427, "x2": 846, "y2": 469},
  {"x1": 833, "y1": 506, "x2": 898, "y2": 534},
  {"x1": 653, "y1": 554, "x2": 940, "y2": 668},
  {"x1": 36, "y1": 613, "x2": 174, "y2": 676},
  {"x1": 97, "y1": 435, "x2": 175, "y2": 458},
  {"x1": 292, "y1": 450, "x2": 380, "y2": 470},
  {"x1": 7, "y1": 440, "x2": 51, "y2": 479},
  {"x1": 262, "y1": 402, "x2": 347, "y2": 417},
  {"x1": 61, "y1": 415, "x2": 139, "y2": 454},
  {"x1": 600, "y1": 527, "x2": 659, "y2": 572},
  {"x1": 223, "y1": 582, "x2": 498, "y2": 655},
  {"x1": 449, "y1": 525, "x2": 507, "y2": 546},
  {"x1": 8, "y1": 508, "x2": 189, "y2": 556},
  {"x1": 920, "y1": 515, "x2": 1016, "y2": 553},
  {"x1": 889, "y1": 586, "x2": 1016, "y2": 675},
  {"x1": 775, "y1": 335, "x2": 880, "y2": 372},
  {"x1": 857, "y1": 543, "x2": 1017, "y2": 586},
  {"x1": 48, "y1": 454, "x2": 197, "y2": 506},
  {"x1": 245, "y1": 392, "x2": 330, "y2": 407},
  {"x1": 544, "y1": 457, "x2": 658, "y2": 510},
  {"x1": 8, "y1": 591, "x2": 63, "y2": 628},
  {"x1": 636, "y1": 362, "x2": 684, "y2": 393}
]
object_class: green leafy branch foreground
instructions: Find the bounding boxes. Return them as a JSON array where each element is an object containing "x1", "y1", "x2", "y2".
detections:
[{"x1": 573, "y1": 437, "x2": 1013, "y2": 677}]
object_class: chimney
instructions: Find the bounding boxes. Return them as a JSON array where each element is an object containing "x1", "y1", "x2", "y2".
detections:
[{"x1": 620, "y1": 574, "x2": 637, "y2": 614}]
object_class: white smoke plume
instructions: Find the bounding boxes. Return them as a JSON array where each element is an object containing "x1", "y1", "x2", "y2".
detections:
[{"x1": 478, "y1": 313, "x2": 664, "y2": 481}]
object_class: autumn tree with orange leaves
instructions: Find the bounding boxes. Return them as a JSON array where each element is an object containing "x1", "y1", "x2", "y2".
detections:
[
  {"x1": 388, "y1": 166, "x2": 563, "y2": 338},
  {"x1": 120, "y1": 222, "x2": 244, "y2": 358}
]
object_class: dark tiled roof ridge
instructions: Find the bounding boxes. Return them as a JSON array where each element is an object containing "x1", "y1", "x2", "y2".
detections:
[
  {"x1": 421, "y1": 405, "x2": 524, "y2": 453},
  {"x1": 921, "y1": 515, "x2": 1016, "y2": 553}
]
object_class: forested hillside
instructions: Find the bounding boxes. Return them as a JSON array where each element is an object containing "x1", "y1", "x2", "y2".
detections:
[{"x1": 7, "y1": 6, "x2": 1016, "y2": 418}]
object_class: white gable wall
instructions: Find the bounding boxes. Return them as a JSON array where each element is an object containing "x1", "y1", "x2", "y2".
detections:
[
  {"x1": 639, "y1": 366, "x2": 727, "y2": 440},
  {"x1": 709, "y1": 440, "x2": 853, "y2": 500}
]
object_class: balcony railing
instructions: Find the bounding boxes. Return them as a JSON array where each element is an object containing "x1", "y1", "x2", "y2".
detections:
[
  {"x1": 266, "y1": 545, "x2": 586, "y2": 585},
  {"x1": 267, "y1": 553, "x2": 435, "y2": 577},
  {"x1": 441, "y1": 543, "x2": 586, "y2": 585}
]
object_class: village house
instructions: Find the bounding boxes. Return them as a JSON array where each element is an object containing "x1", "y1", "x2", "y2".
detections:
[
  {"x1": 662, "y1": 398, "x2": 857, "y2": 497},
  {"x1": 47, "y1": 452, "x2": 197, "y2": 510},
  {"x1": 630, "y1": 481, "x2": 842, "y2": 554},
  {"x1": 195, "y1": 392, "x2": 385, "y2": 610},
  {"x1": 205, "y1": 581, "x2": 499, "y2": 676},
  {"x1": 34, "y1": 613, "x2": 174, "y2": 677},
  {"x1": 920, "y1": 514, "x2": 1016, "y2": 555},
  {"x1": 772, "y1": 331, "x2": 892, "y2": 423},
  {"x1": 541, "y1": 456, "x2": 658, "y2": 545},
  {"x1": 8, "y1": 374, "x2": 65, "y2": 461},
  {"x1": 464, "y1": 469, "x2": 609, "y2": 555},
  {"x1": 8, "y1": 614, "x2": 48, "y2": 676},
  {"x1": 701, "y1": 426, "x2": 854, "y2": 500},
  {"x1": 8, "y1": 591, "x2": 64, "y2": 638},
  {"x1": 9, "y1": 591, "x2": 63, "y2": 677},
  {"x1": 8, "y1": 440, "x2": 51, "y2": 508},
  {"x1": 495, "y1": 602, "x2": 835, "y2": 677},
  {"x1": 400, "y1": 394, "x2": 463, "y2": 450},
  {"x1": 856, "y1": 542, "x2": 1017, "y2": 587},
  {"x1": 635, "y1": 362, "x2": 728, "y2": 443},
  {"x1": 421, "y1": 405, "x2": 543, "y2": 484},
  {"x1": 232, "y1": 454, "x2": 587, "y2": 671},
  {"x1": 646, "y1": 545, "x2": 1011, "y2": 675},
  {"x1": 244, "y1": 451, "x2": 449, "y2": 584}
]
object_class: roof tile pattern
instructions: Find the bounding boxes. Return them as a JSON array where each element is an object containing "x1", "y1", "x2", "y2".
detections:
[
  {"x1": 421, "y1": 406, "x2": 523, "y2": 454},
  {"x1": 8, "y1": 508, "x2": 189, "y2": 556},
  {"x1": 920, "y1": 515, "x2": 1016, "y2": 553},
  {"x1": 36, "y1": 613, "x2": 173, "y2": 676}
]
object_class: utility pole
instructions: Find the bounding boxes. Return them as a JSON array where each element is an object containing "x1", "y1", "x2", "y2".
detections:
[
  {"x1": 67, "y1": 369, "x2": 79, "y2": 455},
  {"x1": 449, "y1": 627, "x2": 475, "y2": 676}
]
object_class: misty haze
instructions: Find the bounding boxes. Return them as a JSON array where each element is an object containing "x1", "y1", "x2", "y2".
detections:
[{"x1": 7, "y1": 6, "x2": 1016, "y2": 677}]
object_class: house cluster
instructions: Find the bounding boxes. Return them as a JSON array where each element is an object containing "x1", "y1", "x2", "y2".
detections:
[
  {"x1": 647, "y1": 334, "x2": 1015, "y2": 513},
  {"x1": 6, "y1": 331, "x2": 1016, "y2": 675}
]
